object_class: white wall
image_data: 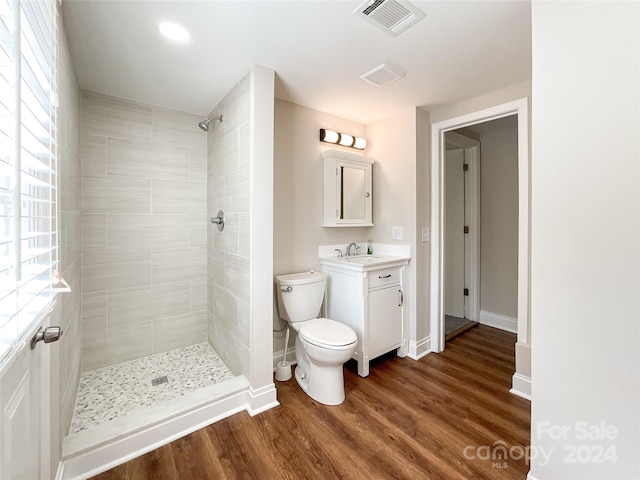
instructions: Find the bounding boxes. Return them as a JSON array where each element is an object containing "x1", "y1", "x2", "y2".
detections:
[
  {"x1": 473, "y1": 116, "x2": 518, "y2": 319},
  {"x1": 273, "y1": 103, "x2": 430, "y2": 361},
  {"x1": 415, "y1": 108, "x2": 431, "y2": 349},
  {"x1": 273, "y1": 100, "x2": 369, "y2": 275},
  {"x1": 530, "y1": 2, "x2": 639, "y2": 478},
  {"x1": 428, "y1": 80, "x2": 531, "y2": 124},
  {"x1": 273, "y1": 100, "x2": 370, "y2": 356},
  {"x1": 367, "y1": 108, "x2": 429, "y2": 355},
  {"x1": 248, "y1": 65, "x2": 277, "y2": 403},
  {"x1": 444, "y1": 147, "x2": 465, "y2": 318}
]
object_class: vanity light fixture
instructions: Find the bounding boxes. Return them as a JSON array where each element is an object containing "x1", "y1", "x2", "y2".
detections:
[
  {"x1": 320, "y1": 129, "x2": 367, "y2": 150},
  {"x1": 338, "y1": 133, "x2": 354, "y2": 147}
]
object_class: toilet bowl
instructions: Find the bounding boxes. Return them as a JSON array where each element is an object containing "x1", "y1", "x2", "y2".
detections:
[
  {"x1": 275, "y1": 272, "x2": 357, "y2": 405},
  {"x1": 293, "y1": 317, "x2": 357, "y2": 405}
]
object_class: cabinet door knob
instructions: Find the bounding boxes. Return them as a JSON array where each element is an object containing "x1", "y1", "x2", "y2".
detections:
[{"x1": 399, "y1": 289, "x2": 404, "y2": 306}]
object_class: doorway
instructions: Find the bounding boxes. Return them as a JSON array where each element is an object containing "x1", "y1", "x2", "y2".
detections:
[
  {"x1": 444, "y1": 131, "x2": 480, "y2": 341},
  {"x1": 429, "y1": 98, "x2": 530, "y2": 398}
]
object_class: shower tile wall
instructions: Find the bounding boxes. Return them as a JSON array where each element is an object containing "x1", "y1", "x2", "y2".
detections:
[
  {"x1": 207, "y1": 74, "x2": 251, "y2": 376},
  {"x1": 81, "y1": 92, "x2": 208, "y2": 371}
]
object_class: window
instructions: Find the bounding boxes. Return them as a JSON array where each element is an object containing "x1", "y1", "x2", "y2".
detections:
[{"x1": 0, "y1": 0, "x2": 58, "y2": 362}]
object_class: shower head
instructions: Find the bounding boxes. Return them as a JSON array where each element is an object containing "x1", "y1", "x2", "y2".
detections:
[{"x1": 198, "y1": 115, "x2": 223, "y2": 132}]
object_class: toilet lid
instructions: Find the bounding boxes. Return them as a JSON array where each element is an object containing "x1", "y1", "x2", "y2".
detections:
[{"x1": 299, "y1": 318, "x2": 357, "y2": 347}]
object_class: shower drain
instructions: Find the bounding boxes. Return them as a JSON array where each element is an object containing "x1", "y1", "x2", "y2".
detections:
[{"x1": 151, "y1": 375, "x2": 169, "y2": 386}]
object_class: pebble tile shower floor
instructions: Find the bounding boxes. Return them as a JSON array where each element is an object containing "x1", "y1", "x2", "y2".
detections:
[{"x1": 70, "y1": 343, "x2": 234, "y2": 434}]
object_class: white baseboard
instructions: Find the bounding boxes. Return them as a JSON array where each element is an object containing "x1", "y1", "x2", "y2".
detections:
[
  {"x1": 246, "y1": 383, "x2": 279, "y2": 416},
  {"x1": 59, "y1": 377, "x2": 279, "y2": 480},
  {"x1": 407, "y1": 336, "x2": 431, "y2": 360},
  {"x1": 480, "y1": 310, "x2": 517, "y2": 333},
  {"x1": 510, "y1": 372, "x2": 531, "y2": 400}
]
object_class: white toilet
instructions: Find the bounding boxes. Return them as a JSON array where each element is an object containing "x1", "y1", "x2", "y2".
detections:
[{"x1": 275, "y1": 271, "x2": 357, "y2": 405}]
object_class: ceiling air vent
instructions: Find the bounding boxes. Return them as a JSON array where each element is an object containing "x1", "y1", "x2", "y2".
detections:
[
  {"x1": 360, "y1": 62, "x2": 406, "y2": 87},
  {"x1": 354, "y1": 0, "x2": 426, "y2": 37}
]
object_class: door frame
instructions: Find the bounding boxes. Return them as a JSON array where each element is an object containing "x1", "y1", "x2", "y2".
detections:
[
  {"x1": 444, "y1": 131, "x2": 480, "y2": 324},
  {"x1": 430, "y1": 98, "x2": 529, "y2": 353}
]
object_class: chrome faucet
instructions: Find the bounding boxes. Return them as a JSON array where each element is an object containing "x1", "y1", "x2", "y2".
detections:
[{"x1": 346, "y1": 242, "x2": 360, "y2": 256}]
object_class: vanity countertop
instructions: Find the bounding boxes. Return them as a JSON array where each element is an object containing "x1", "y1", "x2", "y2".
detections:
[{"x1": 319, "y1": 254, "x2": 409, "y2": 271}]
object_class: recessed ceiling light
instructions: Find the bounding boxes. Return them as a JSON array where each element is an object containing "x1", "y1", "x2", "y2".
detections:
[{"x1": 158, "y1": 22, "x2": 190, "y2": 43}]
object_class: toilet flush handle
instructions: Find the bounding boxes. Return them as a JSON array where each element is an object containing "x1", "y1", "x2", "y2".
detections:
[{"x1": 281, "y1": 286, "x2": 292, "y2": 293}]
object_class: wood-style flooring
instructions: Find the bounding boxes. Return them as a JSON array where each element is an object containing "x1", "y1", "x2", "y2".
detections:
[{"x1": 92, "y1": 325, "x2": 531, "y2": 480}]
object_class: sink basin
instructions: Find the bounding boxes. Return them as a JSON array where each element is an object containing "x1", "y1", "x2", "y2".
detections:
[
  {"x1": 343, "y1": 255, "x2": 382, "y2": 264},
  {"x1": 320, "y1": 253, "x2": 410, "y2": 271}
]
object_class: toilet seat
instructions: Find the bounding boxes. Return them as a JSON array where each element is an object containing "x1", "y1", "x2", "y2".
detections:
[{"x1": 298, "y1": 318, "x2": 357, "y2": 349}]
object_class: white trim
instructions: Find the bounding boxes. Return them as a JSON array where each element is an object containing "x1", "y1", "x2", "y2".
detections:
[
  {"x1": 248, "y1": 65, "x2": 277, "y2": 395},
  {"x1": 479, "y1": 310, "x2": 517, "y2": 333},
  {"x1": 407, "y1": 336, "x2": 430, "y2": 360},
  {"x1": 60, "y1": 382, "x2": 252, "y2": 480},
  {"x1": 320, "y1": 148, "x2": 375, "y2": 164},
  {"x1": 430, "y1": 98, "x2": 530, "y2": 354},
  {"x1": 246, "y1": 383, "x2": 279, "y2": 416},
  {"x1": 510, "y1": 373, "x2": 532, "y2": 400},
  {"x1": 515, "y1": 104, "x2": 530, "y2": 345}
]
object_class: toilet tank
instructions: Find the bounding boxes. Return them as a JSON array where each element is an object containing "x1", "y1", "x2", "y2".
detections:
[{"x1": 275, "y1": 271, "x2": 326, "y2": 323}]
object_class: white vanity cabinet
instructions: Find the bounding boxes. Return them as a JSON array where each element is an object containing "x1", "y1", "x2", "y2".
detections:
[{"x1": 320, "y1": 256, "x2": 409, "y2": 377}]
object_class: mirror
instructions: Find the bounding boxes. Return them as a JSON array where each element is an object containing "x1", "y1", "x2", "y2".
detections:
[
  {"x1": 322, "y1": 150, "x2": 374, "y2": 227},
  {"x1": 341, "y1": 166, "x2": 365, "y2": 219}
]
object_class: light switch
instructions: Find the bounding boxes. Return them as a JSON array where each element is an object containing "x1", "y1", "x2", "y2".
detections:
[
  {"x1": 392, "y1": 226, "x2": 403, "y2": 241},
  {"x1": 421, "y1": 227, "x2": 430, "y2": 242}
]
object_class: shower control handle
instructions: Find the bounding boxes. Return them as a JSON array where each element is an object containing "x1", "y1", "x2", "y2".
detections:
[{"x1": 210, "y1": 210, "x2": 225, "y2": 231}]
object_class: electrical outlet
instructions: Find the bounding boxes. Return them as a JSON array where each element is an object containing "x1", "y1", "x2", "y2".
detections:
[
  {"x1": 392, "y1": 226, "x2": 403, "y2": 241},
  {"x1": 421, "y1": 227, "x2": 430, "y2": 242}
]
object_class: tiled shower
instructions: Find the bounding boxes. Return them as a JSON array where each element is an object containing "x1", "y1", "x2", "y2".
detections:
[
  {"x1": 80, "y1": 91, "x2": 209, "y2": 369},
  {"x1": 71, "y1": 74, "x2": 252, "y2": 438}
]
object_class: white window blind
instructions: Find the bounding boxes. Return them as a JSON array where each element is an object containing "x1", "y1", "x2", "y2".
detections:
[{"x1": 0, "y1": 0, "x2": 58, "y2": 362}]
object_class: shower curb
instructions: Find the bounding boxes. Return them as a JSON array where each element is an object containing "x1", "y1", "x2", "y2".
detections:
[{"x1": 58, "y1": 377, "x2": 277, "y2": 480}]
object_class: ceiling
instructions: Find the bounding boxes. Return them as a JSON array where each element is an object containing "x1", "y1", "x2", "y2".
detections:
[{"x1": 62, "y1": 1, "x2": 531, "y2": 125}]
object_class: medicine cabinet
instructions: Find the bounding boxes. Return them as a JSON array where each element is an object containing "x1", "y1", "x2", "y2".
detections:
[{"x1": 322, "y1": 150, "x2": 374, "y2": 227}]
